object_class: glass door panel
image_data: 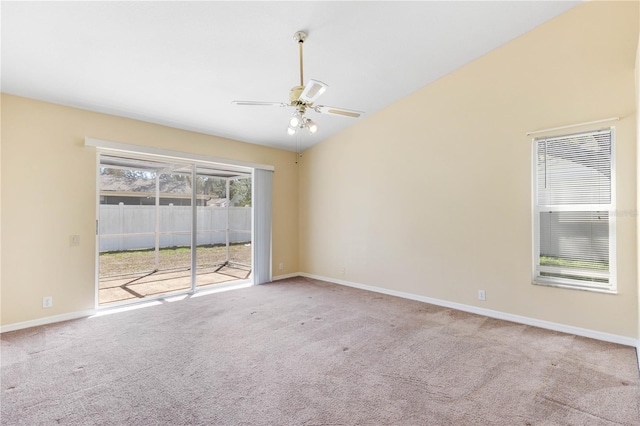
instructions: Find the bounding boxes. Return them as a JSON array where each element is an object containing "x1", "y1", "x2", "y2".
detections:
[
  {"x1": 99, "y1": 158, "x2": 159, "y2": 305},
  {"x1": 98, "y1": 156, "x2": 193, "y2": 305},
  {"x1": 195, "y1": 169, "x2": 252, "y2": 288},
  {"x1": 227, "y1": 177, "x2": 252, "y2": 279}
]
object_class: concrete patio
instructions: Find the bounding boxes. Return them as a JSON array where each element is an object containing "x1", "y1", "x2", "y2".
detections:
[{"x1": 99, "y1": 264, "x2": 251, "y2": 305}]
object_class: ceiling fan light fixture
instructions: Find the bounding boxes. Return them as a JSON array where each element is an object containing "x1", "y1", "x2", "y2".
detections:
[
  {"x1": 289, "y1": 113, "x2": 302, "y2": 127},
  {"x1": 305, "y1": 118, "x2": 318, "y2": 134},
  {"x1": 287, "y1": 126, "x2": 297, "y2": 136}
]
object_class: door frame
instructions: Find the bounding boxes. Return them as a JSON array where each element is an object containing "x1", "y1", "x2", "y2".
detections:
[{"x1": 93, "y1": 146, "x2": 259, "y2": 309}]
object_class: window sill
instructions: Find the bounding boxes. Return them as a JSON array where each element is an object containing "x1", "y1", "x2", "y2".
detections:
[{"x1": 532, "y1": 279, "x2": 617, "y2": 294}]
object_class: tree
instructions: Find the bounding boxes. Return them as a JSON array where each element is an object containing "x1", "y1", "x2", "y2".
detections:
[{"x1": 230, "y1": 178, "x2": 251, "y2": 207}]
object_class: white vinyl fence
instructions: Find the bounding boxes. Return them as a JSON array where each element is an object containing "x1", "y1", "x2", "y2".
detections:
[
  {"x1": 99, "y1": 204, "x2": 251, "y2": 252},
  {"x1": 539, "y1": 212, "x2": 608, "y2": 264}
]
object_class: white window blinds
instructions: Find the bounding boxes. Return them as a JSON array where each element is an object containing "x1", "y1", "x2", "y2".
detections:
[
  {"x1": 537, "y1": 131, "x2": 612, "y2": 205},
  {"x1": 253, "y1": 169, "x2": 273, "y2": 285},
  {"x1": 533, "y1": 128, "x2": 615, "y2": 291}
]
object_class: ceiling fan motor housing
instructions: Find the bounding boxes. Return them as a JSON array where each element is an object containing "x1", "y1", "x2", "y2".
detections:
[{"x1": 289, "y1": 86, "x2": 304, "y2": 104}]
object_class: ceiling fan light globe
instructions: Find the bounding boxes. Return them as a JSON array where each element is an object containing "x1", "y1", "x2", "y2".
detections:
[
  {"x1": 289, "y1": 115, "x2": 300, "y2": 127},
  {"x1": 306, "y1": 119, "x2": 318, "y2": 134},
  {"x1": 287, "y1": 126, "x2": 297, "y2": 136}
]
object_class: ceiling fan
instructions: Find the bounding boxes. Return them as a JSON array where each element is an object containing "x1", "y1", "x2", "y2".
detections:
[{"x1": 232, "y1": 31, "x2": 363, "y2": 136}]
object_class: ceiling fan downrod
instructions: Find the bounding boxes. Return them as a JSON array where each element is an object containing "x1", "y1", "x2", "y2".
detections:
[{"x1": 294, "y1": 31, "x2": 307, "y2": 87}]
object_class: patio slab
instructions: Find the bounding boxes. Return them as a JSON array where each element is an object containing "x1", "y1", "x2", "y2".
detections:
[{"x1": 98, "y1": 266, "x2": 251, "y2": 305}]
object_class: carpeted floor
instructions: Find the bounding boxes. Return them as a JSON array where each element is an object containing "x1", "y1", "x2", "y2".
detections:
[{"x1": 2, "y1": 277, "x2": 639, "y2": 425}]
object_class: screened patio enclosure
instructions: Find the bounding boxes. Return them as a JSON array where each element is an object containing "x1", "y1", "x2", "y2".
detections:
[{"x1": 98, "y1": 154, "x2": 253, "y2": 306}]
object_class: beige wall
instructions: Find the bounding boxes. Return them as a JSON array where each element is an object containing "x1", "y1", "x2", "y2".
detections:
[
  {"x1": 299, "y1": 1, "x2": 639, "y2": 338},
  {"x1": 0, "y1": 94, "x2": 299, "y2": 326},
  {"x1": 0, "y1": 92, "x2": 3, "y2": 319},
  {"x1": 636, "y1": 27, "x2": 640, "y2": 343}
]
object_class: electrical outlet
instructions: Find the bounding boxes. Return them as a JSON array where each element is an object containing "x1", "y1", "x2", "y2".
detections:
[
  {"x1": 278, "y1": 262, "x2": 284, "y2": 270},
  {"x1": 69, "y1": 235, "x2": 80, "y2": 246},
  {"x1": 339, "y1": 267, "x2": 346, "y2": 276},
  {"x1": 478, "y1": 290, "x2": 486, "y2": 301},
  {"x1": 43, "y1": 296, "x2": 53, "y2": 308}
]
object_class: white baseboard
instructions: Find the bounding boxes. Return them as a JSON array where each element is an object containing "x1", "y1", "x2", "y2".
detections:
[
  {"x1": 3, "y1": 275, "x2": 638, "y2": 356},
  {"x1": 298, "y1": 273, "x2": 640, "y2": 348},
  {"x1": 0, "y1": 309, "x2": 96, "y2": 334},
  {"x1": 272, "y1": 272, "x2": 301, "y2": 281}
]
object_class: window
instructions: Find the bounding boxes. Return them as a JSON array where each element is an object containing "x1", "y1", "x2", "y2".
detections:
[{"x1": 532, "y1": 128, "x2": 615, "y2": 292}]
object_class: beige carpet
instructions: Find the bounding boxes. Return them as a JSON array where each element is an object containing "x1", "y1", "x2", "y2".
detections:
[{"x1": 2, "y1": 277, "x2": 639, "y2": 425}]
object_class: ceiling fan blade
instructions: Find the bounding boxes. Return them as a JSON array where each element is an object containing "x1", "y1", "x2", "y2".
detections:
[
  {"x1": 232, "y1": 101, "x2": 288, "y2": 107},
  {"x1": 314, "y1": 105, "x2": 363, "y2": 118},
  {"x1": 298, "y1": 79, "x2": 328, "y2": 103}
]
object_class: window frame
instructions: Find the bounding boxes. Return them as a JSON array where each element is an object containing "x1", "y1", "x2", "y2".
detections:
[{"x1": 531, "y1": 127, "x2": 617, "y2": 293}]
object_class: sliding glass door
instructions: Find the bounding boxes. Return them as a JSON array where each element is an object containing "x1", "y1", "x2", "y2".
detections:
[{"x1": 97, "y1": 154, "x2": 253, "y2": 306}]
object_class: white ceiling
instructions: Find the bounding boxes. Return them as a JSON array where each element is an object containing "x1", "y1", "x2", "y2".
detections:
[{"x1": 1, "y1": 1, "x2": 579, "y2": 152}]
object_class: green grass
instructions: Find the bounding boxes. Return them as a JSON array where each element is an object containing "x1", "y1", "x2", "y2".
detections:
[
  {"x1": 100, "y1": 243, "x2": 251, "y2": 277},
  {"x1": 540, "y1": 256, "x2": 608, "y2": 271}
]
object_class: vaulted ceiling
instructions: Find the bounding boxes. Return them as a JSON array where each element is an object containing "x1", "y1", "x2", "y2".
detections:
[{"x1": 1, "y1": 1, "x2": 579, "y2": 152}]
